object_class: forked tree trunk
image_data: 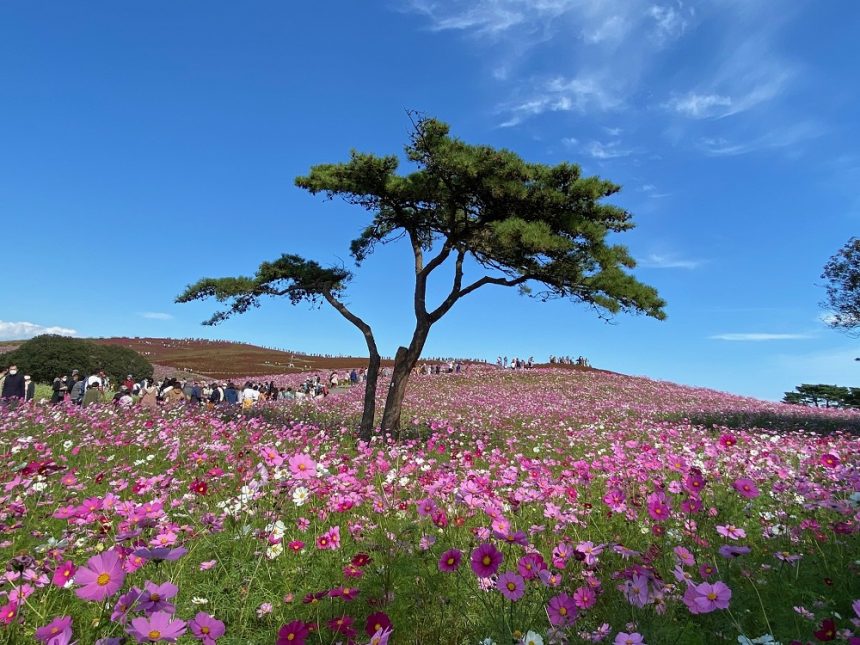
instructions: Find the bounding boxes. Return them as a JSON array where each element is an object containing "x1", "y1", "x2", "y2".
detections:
[
  {"x1": 380, "y1": 323, "x2": 430, "y2": 432},
  {"x1": 358, "y1": 350, "x2": 381, "y2": 441}
]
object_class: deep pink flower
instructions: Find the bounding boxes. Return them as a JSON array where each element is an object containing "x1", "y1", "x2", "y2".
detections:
[
  {"x1": 497, "y1": 571, "x2": 525, "y2": 601},
  {"x1": 276, "y1": 620, "x2": 310, "y2": 645},
  {"x1": 646, "y1": 492, "x2": 671, "y2": 521},
  {"x1": 327, "y1": 614, "x2": 355, "y2": 638},
  {"x1": 547, "y1": 593, "x2": 577, "y2": 626},
  {"x1": 316, "y1": 526, "x2": 340, "y2": 550},
  {"x1": 35, "y1": 616, "x2": 72, "y2": 643},
  {"x1": 470, "y1": 543, "x2": 503, "y2": 577},
  {"x1": 517, "y1": 553, "x2": 546, "y2": 580},
  {"x1": 820, "y1": 453, "x2": 840, "y2": 468},
  {"x1": 128, "y1": 610, "x2": 187, "y2": 642},
  {"x1": 189, "y1": 612, "x2": 225, "y2": 643},
  {"x1": 438, "y1": 549, "x2": 462, "y2": 572},
  {"x1": 732, "y1": 477, "x2": 759, "y2": 498},
  {"x1": 0, "y1": 601, "x2": 16, "y2": 625},
  {"x1": 364, "y1": 612, "x2": 392, "y2": 637},
  {"x1": 51, "y1": 561, "x2": 76, "y2": 588},
  {"x1": 74, "y1": 550, "x2": 126, "y2": 601}
]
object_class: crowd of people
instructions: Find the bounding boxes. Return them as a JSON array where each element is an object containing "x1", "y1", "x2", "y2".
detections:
[
  {"x1": 549, "y1": 355, "x2": 590, "y2": 367},
  {"x1": 496, "y1": 356, "x2": 535, "y2": 370}
]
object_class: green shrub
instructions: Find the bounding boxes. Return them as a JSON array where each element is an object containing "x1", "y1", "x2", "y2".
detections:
[{"x1": 0, "y1": 335, "x2": 153, "y2": 384}]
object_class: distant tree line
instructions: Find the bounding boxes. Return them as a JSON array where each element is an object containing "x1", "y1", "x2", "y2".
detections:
[{"x1": 782, "y1": 383, "x2": 860, "y2": 408}]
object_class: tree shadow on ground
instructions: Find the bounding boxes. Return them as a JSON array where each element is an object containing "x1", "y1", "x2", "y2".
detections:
[{"x1": 662, "y1": 410, "x2": 860, "y2": 436}]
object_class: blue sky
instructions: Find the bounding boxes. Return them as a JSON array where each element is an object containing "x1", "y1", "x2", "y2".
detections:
[{"x1": 2, "y1": 0, "x2": 858, "y2": 400}]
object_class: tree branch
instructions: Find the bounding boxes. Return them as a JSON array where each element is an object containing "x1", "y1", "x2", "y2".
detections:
[
  {"x1": 428, "y1": 248, "x2": 467, "y2": 323},
  {"x1": 458, "y1": 274, "x2": 532, "y2": 300},
  {"x1": 322, "y1": 291, "x2": 379, "y2": 355}
]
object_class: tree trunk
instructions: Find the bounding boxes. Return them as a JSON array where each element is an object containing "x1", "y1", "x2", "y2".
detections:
[
  {"x1": 358, "y1": 349, "x2": 381, "y2": 441},
  {"x1": 380, "y1": 323, "x2": 430, "y2": 432}
]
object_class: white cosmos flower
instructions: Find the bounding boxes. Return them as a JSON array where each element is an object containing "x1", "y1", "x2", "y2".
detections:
[{"x1": 292, "y1": 487, "x2": 309, "y2": 506}]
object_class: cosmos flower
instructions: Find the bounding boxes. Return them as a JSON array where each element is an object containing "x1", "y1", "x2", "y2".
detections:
[
  {"x1": 74, "y1": 550, "x2": 125, "y2": 602},
  {"x1": 471, "y1": 543, "x2": 503, "y2": 577}
]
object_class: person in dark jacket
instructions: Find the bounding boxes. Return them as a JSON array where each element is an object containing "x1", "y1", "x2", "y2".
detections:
[
  {"x1": 24, "y1": 376, "x2": 35, "y2": 402},
  {"x1": 224, "y1": 382, "x2": 238, "y2": 405},
  {"x1": 51, "y1": 376, "x2": 68, "y2": 404},
  {"x1": 1, "y1": 365, "x2": 25, "y2": 399}
]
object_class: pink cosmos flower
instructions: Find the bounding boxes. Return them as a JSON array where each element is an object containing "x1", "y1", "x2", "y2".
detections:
[
  {"x1": 497, "y1": 571, "x2": 525, "y2": 601},
  {"x1": 138, "y1": 581, "x2": 178, "y2": 614},
  {"x1": 327, "y1": 615, "x2": 355, "y2": 638},
  {"x1": 112, "y1": 588, "x2": 143, "y2": 624},
  {"x1": 52, "y1": 561, "x2": 76, "y2": 588},
  {"x1": 517, "y1": 553, "x2": 546, "y2": 580},
  {"x1": 683, "y1": 581, "x2": 731, "y2": 614},
  {"x1": 614, "y1": 632, "x2": 645, "y2": 645},
  {"x1": 128, "y1": 610, "x2": 187, "y2": 642},
  {"x1": 35, "y1": 616, "x2": 72, "y2": 643},
  {"x1": 470, "y1": 543, "x2": 503, "y2": 577},
  {"x1": 189, "y1": 612, "x2": 225, "y2": 644},
  {"x1": 316, "y1": 526, "x2": 340, "y2": 550},
  {"x1": 673, "y1": 546, "x2": 695, "y2": 567},
  {"x1": 0, "y1": 601, "x2": 16, "y2": 625},
  {"x1": 573, "y1": 585, "x2": 597, "y2": 609},
  {"x1": 733, "y1": 478, "x2": 759, "y2": 498},
  {"x1": 74, "y1": 550, "x2": 126, "y2": 602},
  {"x1": 199, "y1": 561, "x2": 217, "y2": 571},
  {"x1": 438, "y1": 549, "x2": 462, "y2": 572},
  {"x1": 646, "y1": 493, "x2": 670, "y2": 521},
  {"x1": 547, "y1": 593, "x2": 577, "y2": 626},
  {"x1": 369, "y1": 627, "x2": 393, "y2": 645},
  {"x1": 716, "y1": 525, "x2": 746, "y2": 540},
  {"x1": 288, "y1": 454, "x2": 316, "y2": 480}
]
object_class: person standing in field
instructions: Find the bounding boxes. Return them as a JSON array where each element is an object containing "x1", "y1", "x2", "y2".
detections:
[
  {"x1": 82, "y1": 382, "x2": 103, "y2": 407},
  {"x1": 1, "y1": 365, "x2": 25, "y2": 400},
  {"x1": 24, "y1": 376, "x2": 35, "y2": 402},
  {"x1": 70, "y1": 374, "x2": 85, "y2": 405}
]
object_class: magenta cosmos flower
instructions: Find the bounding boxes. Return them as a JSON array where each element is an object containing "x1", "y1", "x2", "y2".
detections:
[
  {"x1": 128, "y1": 610, "x2": 187, "y2": 643},
  {"x1": 470, "y1": 543, "x2": 503, "y2": 577},
  {"x1": 35, "y1": 616, "x2": 72, "y2": 643},
  {"x1": 51, "y1": 561, "x2": 76, "y2": 588},
  {"x1": 189, "y1": 612, "x2": 225, "y2": 643},
  {"x1": 820, "y1": 453, "x2": 840, "y2": 468},
  {"x1": 365, "y1": 612, "x2": 392, "y2": 637},
  {"x1": 74, "y1": 550, "x2": 126, "y2": 601},
  {"x1": 276, "y1": 620, "x2": 310, "y2": 644},
  {"x1": 288, "y1": 453, "x2": 316, "y2": 480},
  {"x1": 547, "y1": 593, "x2": 577, "y2": 626},
  {"x1": 438, "y1": 549, "x2": 462, "y2": 572},
  {"x1": 733, "y1": 477, "x2": 760, "y2": 498},
  {"x1": 614, "y1": 632, "x2": 645, "y2": 645},
  {"x1": 138, "y1": 581, "x2": 178, "y2": 614},
  {"x1": 497, "y1": 571, "x2": 525, "y2": 601}
]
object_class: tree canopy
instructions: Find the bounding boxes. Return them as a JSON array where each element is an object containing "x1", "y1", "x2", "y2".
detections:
[
  {"x1": 782, "y1": 383, "x2": 860, "y2": 408},
  {"x1": 821, "y1": 236, "x2": 860, "y2": 335},
  {"x1": 1, "y1": 335, "x2": 153, "y2": 384},
  {"x1": 178, "y1": 115, "x2": 666, "y2": 436}
]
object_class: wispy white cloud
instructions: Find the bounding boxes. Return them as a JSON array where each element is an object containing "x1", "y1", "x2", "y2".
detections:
[
  {"x1": 664, "y1": 92, "x2": 732, "y2": 118},
  {"x1": 140, "y1": 312, "x2": 174, "y2": 321},
  {"x1": 0, "y1": 320, "x2": 78, "y2": 340},
  {"x1": 500, "y1": 75, "x2": 623, "y2": 126},
  {"x1": 563, "y1": 136, "x2": 633, "y2": 159},
  {"x1": 648, "y1": 4, "x2": 690, "y2": 44},
  {"x1": 697, "y1": 121, "x2": 823, "y2": 156},
  {"x1": 709, "y1": 333, "x2": 814, "y2": 341},
  {"x1": 638, "y1": 254, "x2": 702, "y2": 269}
]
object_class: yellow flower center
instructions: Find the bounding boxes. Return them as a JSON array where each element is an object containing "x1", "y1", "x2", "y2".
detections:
[
  {"x1": 559, "y1": 607, "x2": 567, "y2": 615},
  {"x1": 150, "y1": 594, "x2": 161, "y2": 602},
  {"x1": 201, "y1": 626, "x2": 210, "y2": 634},
  {"x1": 447, "y1": 558, "x2": 455, "y2": 565},
  {"x1": 287, "y1": 635, "x2": 295, "y2": 641},
  {"x1": 507, "y1": 582, "x2": 516, "y2": 591},
  {"x1": 148, "y1": 630, "x2": 161, "y2": 640},
  {"x1": 707, "y1": 592, "x2": 717, "y2": 600},
  {"x1": 97, "y1": 573, "x2": 111, "y2": 586},
  {"x1": 482, "y1": 555, "x2": 491, "y2": 566}
]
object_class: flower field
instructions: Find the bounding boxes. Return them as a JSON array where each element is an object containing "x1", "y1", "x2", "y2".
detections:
[{"x1": 1, "y1": 368, "x2": 858, "y2": 645}]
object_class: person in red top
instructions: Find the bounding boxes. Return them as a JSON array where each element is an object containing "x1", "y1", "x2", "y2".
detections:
[{"x1": 123, "y1": 374, "x2": 135, "y2": 391}]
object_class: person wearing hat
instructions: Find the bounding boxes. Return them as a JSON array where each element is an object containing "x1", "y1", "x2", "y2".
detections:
[
  {"x1": 24, "y1": 376, "x2": 35, "y2": 402},
  {"x1": 1, "y1": 365, "x2": 25, "y2": 399}
]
